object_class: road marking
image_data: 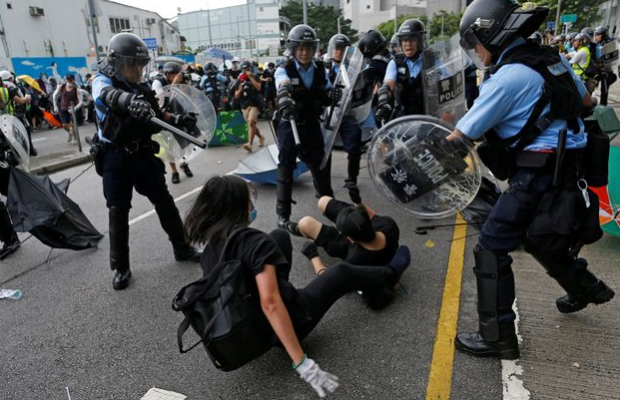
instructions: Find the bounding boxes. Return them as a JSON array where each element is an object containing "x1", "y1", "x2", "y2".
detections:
[
  {"x1": 425, "y1": 214, "x2": 467, "y2": 400},
  {"x1": 128, "y1": 185, "x2": 203, "y2": 226},
  {"x1": 502, "y1": 300, "x2": 530, "y2": 400},
  {"x1": 32, "y1": 138, "x2": 47, "y2": 142}
]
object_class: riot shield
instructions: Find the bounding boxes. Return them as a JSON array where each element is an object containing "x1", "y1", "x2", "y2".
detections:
[
  {"x1": 320, "y1": 46, "x2": 365, "y2": 169},
  {"x1": 346, "y1": 68, "x2": 375, "y2": 123},
  {"x1": 154, "y1": 85, "x2": 216, "y2": 163},
  {"x1": 368, "y1": 116, "x2": 482, "y2": 220},
  {"x1": 0, "y1": 115, "x2": 30, "y2": 172},
  {"x1": 422, "y1": 34, "x2": 467, "y2": 125},
  {"x1": 602, "y1": 41, "x2": 619, "y2": 73}
]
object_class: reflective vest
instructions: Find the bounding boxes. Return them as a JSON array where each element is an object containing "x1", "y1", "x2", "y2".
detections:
[
  {"x1": 0, "y1": 86, "x2": 14, "y2": 115},
  {"x1": 571, "y1": 45, "x2": 591, "y2": 78}
]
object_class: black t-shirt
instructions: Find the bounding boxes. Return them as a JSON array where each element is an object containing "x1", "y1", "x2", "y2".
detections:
[
  {"x1": 202, "y1": 228, "x2": 311, "y2": 329},
  {"x1": 345, "y1": 215, "x2": 400, "y2": 267}
]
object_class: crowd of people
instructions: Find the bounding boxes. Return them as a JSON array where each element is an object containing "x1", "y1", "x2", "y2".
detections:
[{"x1": 1, "y1": 0, "x2": 618, "y2": 397}]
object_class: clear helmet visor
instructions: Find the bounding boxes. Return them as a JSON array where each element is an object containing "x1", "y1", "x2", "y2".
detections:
[
  {"x1": 291, "y1": 41, "x2": 320, "y2": 61},
  {"x1": 328, "y1": 43, "x2": 348, "y2": 63},
  {"x1": 113, "y1": 54, "x2": 151, "y2": 83},
  {"x1": 459, "y1": 29, "x2": 487, "y2": 70}
]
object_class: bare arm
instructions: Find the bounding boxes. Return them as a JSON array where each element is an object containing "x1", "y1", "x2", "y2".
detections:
[
  {"x1": 255, "y1": 264, "x2": 304, "y2": 365},
  {"x1": 446, "y1": 128, "x2": 466, "y2": 142}
]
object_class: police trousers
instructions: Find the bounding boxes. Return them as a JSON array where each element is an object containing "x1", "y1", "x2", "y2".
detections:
[{"x1": 101, "y1": 142, "x2": 173, "y2": 209}]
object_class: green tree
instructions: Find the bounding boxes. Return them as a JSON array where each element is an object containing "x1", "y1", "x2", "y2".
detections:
[
  {"x1": 537, "y1": 0, "x2": 600, "y2": 33},
  {"x1": 377, "y1": 12, "x2": 461, "y2": 45},
  {"x1": 280, "y1": 1, "x2": 357, "y2": 50}
]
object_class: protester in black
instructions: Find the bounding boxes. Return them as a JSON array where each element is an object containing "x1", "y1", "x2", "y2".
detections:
[{"x1": 184, "y1": 175, "x2": 410, "y2": 398}]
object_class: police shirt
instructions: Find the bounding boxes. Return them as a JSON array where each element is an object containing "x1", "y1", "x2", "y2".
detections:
[
  {"x1": 456, "y1": 37, "x2": 588, "y2": 151},
  {"x1": 199, "y1": 73, "x2": 227, "y2": 92},
  {"x1": 275, "y1": 59, "x2": 331, "y2": 89},
  {"x1": 383, "y1": 55, "x2": 424, "y2": 83}
]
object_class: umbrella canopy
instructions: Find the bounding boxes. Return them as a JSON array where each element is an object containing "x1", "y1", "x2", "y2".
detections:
[
  {"x1": 16, "y1": 75, "x2": 43, "y2": 93},
  {"x1": 209, "y1": 111, "x2": 248, "y2": 147},
  {"x1": 202, "y1": 47, "x2": 234, "y2": 61},
  {"x1": 233, "y1": 144, "x2": 309, "y2": 185},
  {"x1": 592, "y1": 145, "x2": 620, "y2": 237},
  {"x1": 7, "y1": 167, "x2": 103, "y2": 250}
]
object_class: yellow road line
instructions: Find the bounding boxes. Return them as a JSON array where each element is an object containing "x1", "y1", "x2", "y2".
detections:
[{"x1": 425, "y1": 214, "x2": 468, "y2": 400}]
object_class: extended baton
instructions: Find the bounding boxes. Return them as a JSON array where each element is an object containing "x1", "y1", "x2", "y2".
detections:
[
  {"x1": 150, "y1": 117, "x2": 207, "y2": 149},
  {"x1": 289, "y1": 117, "x2": 301, "y2": 146}
]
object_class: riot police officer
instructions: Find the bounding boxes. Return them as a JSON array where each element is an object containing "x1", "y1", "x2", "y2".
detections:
[
  {"x1": 274, "y1": 24, "x2": 340, "y2": 232},
  {"x1": 199, "y1": 62, "x2": 228, "y2": 111},
  {"x1": 92, "y1": 33, "x2": 201, "y2": 290},
  {"x1": 0, "y1": 132, "x2": 20, "y2": 260},
  {"x1": 389, "y1": 34, "x2": 401, "y2": 57},
  {"x1": 449, "y1": 0, "x2": 614, "y2": 359},
  {"x1": 358, "y1": 30, "x2": 391, "y2": 94},
  {"x1": 376, "y1": 19, "x2": 427, "y2": 125}
]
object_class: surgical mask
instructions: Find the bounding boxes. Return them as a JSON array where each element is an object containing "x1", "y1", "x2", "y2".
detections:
[
  {"x1": 249, "y1": 205, "x2": 257, "y2": 224},
  {"x1": 66, "y1": 83, "x2": 74, "y2": 88}
]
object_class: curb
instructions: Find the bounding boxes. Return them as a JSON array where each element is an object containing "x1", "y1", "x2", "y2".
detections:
[{"x1": 30, "y1": 154, "x2": 93, "y2": 175}]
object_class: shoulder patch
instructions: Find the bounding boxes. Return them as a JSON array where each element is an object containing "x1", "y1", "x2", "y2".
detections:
[{"x1": 546, "y1": 62, "x2": 566, "y2": 76}]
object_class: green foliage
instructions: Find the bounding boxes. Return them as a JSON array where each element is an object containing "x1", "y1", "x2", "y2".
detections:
[
  {"x1": 280, "y1": 1, "x2": 357, "y2": 50},
  {"x1": 377, "y1": 12, "x2": 462, "y2": 45},
  {"x1": 531, "y1": 0, "x2": 600, "y2": 33}
]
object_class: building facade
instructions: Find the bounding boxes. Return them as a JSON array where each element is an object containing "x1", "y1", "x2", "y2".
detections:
[
  {"x1": 0, "y1": 0, "x2": 181, "y2": 78},
  {"x1": 341, "y1": 0, "x2": 426, "y2": 32},
  {"x1": 599, "y1": 1, "x2": 620, "y2": 37},
  {"x1": 177, "y1": 0, "x2": 280, "y2": 60},
  {"x1": 425, "y1": 0, "x2": 467, "y2": 20}
]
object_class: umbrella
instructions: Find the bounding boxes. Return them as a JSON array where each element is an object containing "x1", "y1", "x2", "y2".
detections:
[
  {"x1": 42, "y1": 110, "x2": 61, "y2": 128},
  {"x1": 7, "y1": 167, "x2": 103, "y2": 250},
  {"x1": 233, "y1": 144, "x2": 309, "y2": 185},
  {"x1": 592, "y1": 145, "x2": 620, "y2": 237},
  {"x1": 208, "y1": 110, "x2": 248, "y2": 147},
  {"x1": 16, "y1": 74, "x2": 43, "y2": 93},
  {"x1": 202, "y1": 47, "x2": 234, "y2": 61}
]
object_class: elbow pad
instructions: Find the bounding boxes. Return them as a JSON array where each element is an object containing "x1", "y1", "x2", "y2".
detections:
[
  {"x1": 99, "y1": 86, "x2": 135, "y2": 114},
  {"x1": 377, "y1": 84, "x2": 393, "y2": 108}
]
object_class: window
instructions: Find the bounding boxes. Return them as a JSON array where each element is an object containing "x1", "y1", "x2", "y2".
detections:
[
  {"x1": 109, "y1": 17, "x2": 130, "y2": 34},
  {"x1": 6, "y1": 3, "x2": 11, "y2": 9},
  {"x1": 85, "y1": 18, "x2": 100, "y2": 33}
]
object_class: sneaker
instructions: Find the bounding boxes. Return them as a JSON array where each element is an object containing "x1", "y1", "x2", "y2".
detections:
[
  {"x1": 259, "y1": 136, "x2": 265, "y2": 147},
  {"x1": 171, "y1": 172, "x2": 180, "y2": 184},
  {"x1": 180, "y1": 164, "x2": 193, "y2": 178},
  {"x1": 174, "y1": 245, "x2": 202, "y2": 262},
  {"x1": 243, "y1": 143, "x2": 253, "y2": 153},
  {"x1": 67, "y1": 134, "x2": 73, "y2": 143}
]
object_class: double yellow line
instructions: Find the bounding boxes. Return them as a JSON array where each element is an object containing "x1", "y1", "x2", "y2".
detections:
[{"x1": 425, "y1": 215, "x2": 468, "y2": 400}]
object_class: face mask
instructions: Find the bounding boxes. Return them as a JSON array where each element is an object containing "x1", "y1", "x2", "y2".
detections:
[
  {"x1": 249, "y1": 206, "x2": 257, "y2": 224},
  {"x1": 66, "y1": 83, "x2": 74, "y2": 88}
]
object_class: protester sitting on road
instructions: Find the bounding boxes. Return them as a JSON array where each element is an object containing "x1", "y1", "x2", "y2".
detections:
[
  {"x1": 184, "y1": 175, "x2": 411, "y2": 398},
  {"x1": 294, "y1": 189, "x2": 402, "y2": 309},
  {"x1": 53, "y1": 74, "x2": 82, "y2": 143}
]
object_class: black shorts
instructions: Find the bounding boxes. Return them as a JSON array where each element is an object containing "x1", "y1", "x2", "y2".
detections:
[
  {"x1": 60, "y1": 109, "x2": 72, "y2": 124},
  {"x1": 314, "y1": 198, "x2": 354, "y2": 259}
]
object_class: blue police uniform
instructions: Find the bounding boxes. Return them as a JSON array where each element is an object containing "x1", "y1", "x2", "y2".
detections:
[
  {"x1": 456, "y1": 37, "x2": 593, "y2": 325},
  {"x1": 92, "y1": 73, "x2": 200, "y2": 283},
  {"x1": 383, "y1": 54, "x2": 426, "y2": 117},
  {"x1": 274, "y1": 59, "x2": 333, "y2": 221}
]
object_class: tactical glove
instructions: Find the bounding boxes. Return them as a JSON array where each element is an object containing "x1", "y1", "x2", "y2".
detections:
[{"x1": 127, "y1": 98, "x2": 154, "y2": 122}]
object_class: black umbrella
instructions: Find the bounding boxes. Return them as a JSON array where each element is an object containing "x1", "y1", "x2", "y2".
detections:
[{"x1": 7, "y1": 167, "x2": 103, "y2": 250}]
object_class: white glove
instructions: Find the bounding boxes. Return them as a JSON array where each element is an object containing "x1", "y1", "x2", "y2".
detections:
[{"x1": 295, "y1": 356, "x2": 339, "y2": 398}]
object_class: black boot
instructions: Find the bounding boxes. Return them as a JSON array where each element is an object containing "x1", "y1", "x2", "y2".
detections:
[
  {"x1": 346, "y1": 151, "x2": 361, "y2": 187},
  {"x1": 311, "y1": 157, "x2": 334, "y2": 199},
  {"x1": 456, "y1": 322, "x2": 519, "y2": 360},
  {"x1": 455, "y1": 245, "x2": 520, "y2": 360},
  {"x1": 524, "y1": 242, "x2": 615, "y2": 313},
  {"x1": 0, "y1": 202, "x2": 20, "y2": 260},
  {"x1": 109, "y1": 207, "x2": 131, "y2": 290},
  {"x1": 276, "y1": 165, "x2": 294, "y2": 228},
  {"x1": 155, "y1": 199, "x2": 202, "y2": 262}
]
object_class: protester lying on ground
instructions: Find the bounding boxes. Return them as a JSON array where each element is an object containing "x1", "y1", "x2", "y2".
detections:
[
  {"x1": 184, "y1": 175, "x2": 411, "y2": 398},
  {"x1": 294, "y1": 187, "x2": 402, "y2": 310}
]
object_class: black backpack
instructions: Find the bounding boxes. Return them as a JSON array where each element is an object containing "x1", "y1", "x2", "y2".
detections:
[{"x1": 172, "y1": 229, "x2": 276, "y2": 372}]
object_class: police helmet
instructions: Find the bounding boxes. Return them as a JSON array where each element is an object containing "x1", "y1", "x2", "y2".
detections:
[
  {"x1": 357, "y1": 30, "x2": 387, "y2": 58},
  {"x1": 551, "y1": 35, "x2": 565, "y2": 45},
  {"x1": 163, "y1": 62, "x2": 181, "y2": 75},
  {"x1": 287, "y1": 24, "x2": 320, "y2": 57},
  {"x1": 100, "y1": 33, "x2": 151, "y2": 82},
  {"x1": 567, "y1": 32, "x2": 578, "y2": 41},
  {"x1": 240, "y1": 60, "x2": 252, "y2": 70},
  {"x1": 595, "y1": 26, "x2": 609, "y2": 40},
  {"x1": 328, "y1": 34, "x2": 350, "y2": 49},
  {"x1": 389, "y1": 34, "x2": 400, "y2": 53},
  {"x1": 459, "y1": 0, "x2": 549, "y2": 55},
  {"x1": 396, "y1": 19, "x2": 426, "y2": 49},
  {"x1": 205, "y1": 62, "x2": 218, "y2": 73},
  {"x1": 581, "y1": 27, "x2": 595, "y2": 39},
  {"x1": 528, "y1": 31, "x2": 543, "y2": 44},
  {"x1": 573, "y1": 33, "x2": 586, "y2": 44}
]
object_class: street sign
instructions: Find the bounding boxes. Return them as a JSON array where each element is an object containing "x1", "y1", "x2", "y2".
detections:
[
  {"x1": 142, "y1": 37, "x2": 158, "y2": 50},
  {"x1": 560, "y1": 14, "x2": 577, "y2": 23},
  {"x1": 547, "y1": 21, "x2": 555, "y2": 30}
]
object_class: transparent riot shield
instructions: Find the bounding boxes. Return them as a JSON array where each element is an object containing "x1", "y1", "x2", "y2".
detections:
[
  {"x1": 602, "y1": 41, "x2": 619, "y2": 73},
  {"x1": 154, "y1": 85, "x2": 216, "y2": 163},
  {"x1": 422, "y1": 34, "x2": 468, "y2": 125},
  {"x1": 0, "y1": 115, "x2": 30, "y2": 172},
  {"x1": 368, "y1": 116, "x2": 482, "y2": 220},
  {"x1": 320, "y1": 46, "x2": 365, "y2": 169}
]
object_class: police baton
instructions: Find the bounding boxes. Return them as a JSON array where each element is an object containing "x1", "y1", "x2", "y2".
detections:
[{"x1": 150, "y1": 117, "x2": 207, "y2": 149}]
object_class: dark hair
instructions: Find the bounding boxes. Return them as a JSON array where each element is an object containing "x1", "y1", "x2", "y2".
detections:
[
  {"x1": 335, "y1": 206, "x2": 376, "y2": 243},
  {"x1": 185, "y1": 175, "x2": 250, "y2": 244}
]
